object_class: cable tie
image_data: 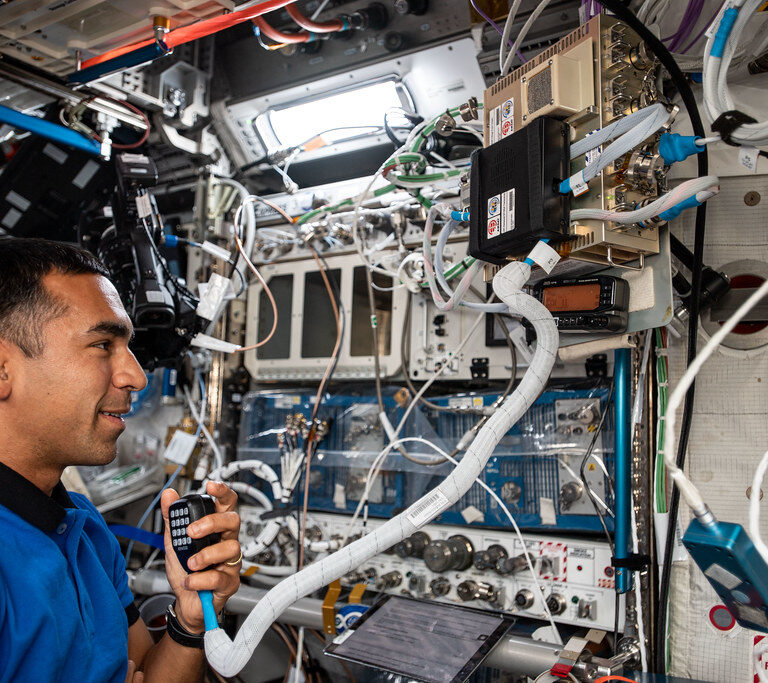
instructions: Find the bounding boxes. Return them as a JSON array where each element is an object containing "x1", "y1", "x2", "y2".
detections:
[
  {"x1": 711, "y1": 109, "x2": 757, "y2": 147},
  {"x1": 611, "y1": 553, "x2": 651, "y2": 570}
]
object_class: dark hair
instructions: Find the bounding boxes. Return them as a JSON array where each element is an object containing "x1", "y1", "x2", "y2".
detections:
[{"x1": 0, "y1": 237, "x2": 109, "y2": 357}]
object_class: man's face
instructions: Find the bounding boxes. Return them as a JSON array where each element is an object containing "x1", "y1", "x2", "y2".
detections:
[{"x1": 6, "y1": 272, "x2": 147, "y2": 468}]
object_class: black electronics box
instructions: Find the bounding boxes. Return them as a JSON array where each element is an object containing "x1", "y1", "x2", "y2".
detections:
[{"x1": 468, "y1": 116, "x2": 570, "y2": 265}]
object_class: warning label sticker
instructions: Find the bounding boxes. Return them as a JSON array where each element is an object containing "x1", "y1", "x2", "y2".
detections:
[
  {"x1": 487, "y1": 189, "x2": 515, "y2": 239},
  {"x1": 502, "y1": 98, "x2": 513, "y2": 120},
  {"x1": 487, "y1": 216, "x2": 500, "y2": 238}
]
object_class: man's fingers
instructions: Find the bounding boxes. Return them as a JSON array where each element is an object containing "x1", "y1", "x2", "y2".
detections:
[
  {"x1": 160, "y1": 488, "x2": 181, "y2": 527},
  {"x1": 184, "y1": 567, "x2": 239, "y2": 593},
  {"x1": 125, "y1": 660, "x2": 137, "y2": 683},
  {"x1": 187, "y1": 539, "x2": 242, "y2": 572},
  {"x1": 187, "y1": 510, "x2": 240, "y2": 540},
  {"x1": 206, "y1": 480, "x2": 238, "y2": 512}
]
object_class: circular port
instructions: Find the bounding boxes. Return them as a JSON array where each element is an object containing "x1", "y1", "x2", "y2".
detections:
[
  {"x1": 514, "y1": 589, "x2": 535, "y2": 609},
  {"x1": 546, "y1": 593, "x2": 567, "y2": 615},
  {"x1": 429, "y1": 577, "x2": 451, "y2": 596}
]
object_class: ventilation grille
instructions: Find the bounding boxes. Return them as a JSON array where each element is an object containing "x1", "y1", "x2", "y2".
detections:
[{"x1": 527, "y1": 66, "x2": 552, "y2": 114}]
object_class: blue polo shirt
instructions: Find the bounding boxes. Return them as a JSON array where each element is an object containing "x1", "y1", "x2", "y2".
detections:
[{"x1": 0, "y1": 461, "x2": 140, "y2": 682}]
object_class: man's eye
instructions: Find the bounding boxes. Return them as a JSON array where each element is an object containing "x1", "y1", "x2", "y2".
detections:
[{"x1": 93, "y1": 341, "x2": 111, "y2": 350}]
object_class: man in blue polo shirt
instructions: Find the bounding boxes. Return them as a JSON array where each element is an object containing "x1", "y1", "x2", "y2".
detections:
[{"x1": 0, "y1": 238, "x2": 244, "y2": 682}]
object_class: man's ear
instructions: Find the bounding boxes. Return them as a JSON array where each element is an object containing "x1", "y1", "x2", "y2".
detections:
[{"x1": 0, "y1": 338, "x2": 14, "y2": 400}]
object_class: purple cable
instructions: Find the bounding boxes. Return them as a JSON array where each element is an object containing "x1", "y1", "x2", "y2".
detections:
[
  {"x1": 681, "y1": 0, "x2": 725, "y2": 54},
  {"x1": 469, "y1": 0, "x2": 526, "y2": 63},
  {"x1": 662, "y1": 0, "x2": 703, "y2": 52}
]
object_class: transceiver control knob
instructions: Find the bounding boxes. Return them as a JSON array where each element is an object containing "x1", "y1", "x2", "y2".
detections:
[
  {"x1": 473, "y1": 544, "x2": 507, "y2": 570},
  {"x1": 430, "y1": 577, "x2": 451, "y2": 596},
  {"x1": 546, "y1": 593, "x2": 567, "y2": 615},
  {"x1": 496, "y1": 554, "x2": 527, "y2": 576},
  {"x1": 514, "y1": 589, "x2": 535, "y2": 609},
  {"x1": 457, "y1": 580, "x2": 496, "y2": 602},
  {"x1": 376, "y1": 571, "x2": 403, "y2": 589},
  {"x1": 424, "y1": 535, "x2": 474, "y2": 573},
  {"x1": 394, "y1": 531, "x2": 430, "y2": 558}
]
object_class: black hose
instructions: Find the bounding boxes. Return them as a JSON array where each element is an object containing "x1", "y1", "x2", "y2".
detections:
[{"x1": 596, "y1": 1, "x2": 708, "y2": 673}]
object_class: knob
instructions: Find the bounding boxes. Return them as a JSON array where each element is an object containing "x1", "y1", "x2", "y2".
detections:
[
  {"x1": 457, "y1": 580, "x2": 496, "y2": 602},
  {"x1": 514, "y1": 589, "x2": 535, "y2": 609},
  {"x1": 496, "y1": 554, "x2": 527, "y2": 576},
  {"x1": 560, "y1": 481, "x2": 584, "y2": 510},
  {"x1": 376, "y1": 571, "x2": 403, "y2": 589},
  {"x1": 546, "y1": 593, "x2": 567, "y2": 615},
  {"x1": 474, "y1": 544, "x2": 507, "y2": 570},
  {"x1": 424, "y1": 535, "x2": 474, "y2": 573},
  {"x1": 394, "y1": 531, "x2": 430, "y2": 558},
  {"x1": 430, "y1": 577, "x2": 451, "y2": 596}
]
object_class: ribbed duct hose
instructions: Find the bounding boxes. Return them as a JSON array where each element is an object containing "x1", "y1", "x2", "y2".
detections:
[{"x1": 204, "y1": 259, "x2": 559, "y2": 676}]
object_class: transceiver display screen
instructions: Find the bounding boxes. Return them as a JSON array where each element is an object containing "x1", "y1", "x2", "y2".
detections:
[{"x1": 542, "y1": 283, "x2": 601, "y2": 312}]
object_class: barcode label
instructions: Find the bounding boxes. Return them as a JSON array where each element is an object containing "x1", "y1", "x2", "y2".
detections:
[
  {"x1": 406, "y1": 489, "x2": 449, "y2": 527},
  {"x1": 488, "y1": 105, "x2": 502, "y2": 145}
]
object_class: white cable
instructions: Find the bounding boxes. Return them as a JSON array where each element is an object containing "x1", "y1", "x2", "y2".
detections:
[
  {"x1": 380, "y1": 436, "x2": 562, "y2": 644},
  {"x1": 428, "y1": 210, "x2": 508, "y2": 312},
  {"x1": 340, "y1": 310, "x2": 489, "y2": 545},
  {"x1": 183, "y1": 386, "x2": 225, "y2": 471},
  {"x1": 500, "y1": 0, "x2": 552, "y2": 77},
  {"x1": 216, "y1": 177, "x2": 256, "y2": 284},
  {"x1": 203, "y1": 258, "x2": 559, "y2": 676},
  {"x1": 665, "y1": 277, "x2": 768, "y2": 518},
  {"x1": 499, "y1": 0, "x2": 524, "y2": 74},
  {"x1": 703, "y1": 0, "x2": 768, "y2": 146},
  {"x1": 570, "y1": 176, "x2": 720, "y2": 224},
  {"x1": 749, "y1": 450, "x2": 768, "y2": 565}
]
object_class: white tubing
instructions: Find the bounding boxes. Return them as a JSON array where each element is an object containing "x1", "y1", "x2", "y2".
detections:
[
  {"x1": 749, "y1": 450, "x2": 768, "y2": 565},
  {"x1": 570, "y1": 176, "x2": 720, "y2": 224},
  {"x1": 203, "y1": 259, "x2": 559, "y2": 676},
  {"x1": 665, "y1": 277, "x2": 768, "y2": 517},
  {"x1": 206, "y1": 459, "x2": 284, "y2": 503},
  {"x1": 703, "y1": 0, "x2": 768, "y2": 147}
]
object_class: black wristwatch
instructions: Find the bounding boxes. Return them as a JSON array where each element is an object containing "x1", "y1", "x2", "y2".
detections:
[{"x1": 165, "y1": 602, "x2": 205, "y2": 649}]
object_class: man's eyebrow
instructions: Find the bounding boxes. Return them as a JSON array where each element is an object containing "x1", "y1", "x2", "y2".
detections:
[{"x1": 85, "y1": 322, "x2": 135, "y2": 341}]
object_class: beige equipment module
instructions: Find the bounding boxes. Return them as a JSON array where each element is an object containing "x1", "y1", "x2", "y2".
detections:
[{"x1": 484, "y1": 15, "x2": 663, "y2": 268}]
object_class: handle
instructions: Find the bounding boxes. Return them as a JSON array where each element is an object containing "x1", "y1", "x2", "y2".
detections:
[{"x1": 198, "y1": 590, "x2": 218, "y2": 632}]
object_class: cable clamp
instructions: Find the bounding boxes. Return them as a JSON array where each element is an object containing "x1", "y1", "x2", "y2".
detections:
[
  {"x1": 611, "y1": 553, "x2": 651, "y2": 571},
  {"x1": 711, "y1": 110, "x2": 757, "y2": 147}
]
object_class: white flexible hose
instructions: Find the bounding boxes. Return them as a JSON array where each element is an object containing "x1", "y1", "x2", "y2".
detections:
[
  {"x1": 203, "y1": 259, "x2": 559, "y2": 676},
  {"x1": 665, "y1": 277, "x2": 768, "y2": 517},
  {"x1": 749, "y1": 450, "x2": 768, "y2": 565},
  {"x1": 570, "y1": 176, "x2": 720, "y2": 224},
  {"x1": 206, "y1": 459, "x2": 284, "y2": 503},
  {"x1": 703, "y1": 0, "x2": 768, "y2": 147}
]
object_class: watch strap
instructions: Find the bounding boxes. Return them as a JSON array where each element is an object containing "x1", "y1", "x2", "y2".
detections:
[{"x1": 165, "y1": 602, "x2": 205, "y2": 649}]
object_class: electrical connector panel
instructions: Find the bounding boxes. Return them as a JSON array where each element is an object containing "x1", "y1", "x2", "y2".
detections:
[
  {"x1": 483, "y1": 15, "x2": 664, "y2": 266},
  {"x1": 298, "y1": 512, "x2": 621, "y2": 632}
]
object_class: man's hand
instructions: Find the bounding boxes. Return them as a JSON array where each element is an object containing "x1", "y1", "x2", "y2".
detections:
[
  {"x1": 125, "y1": 660, "x2": 144, "y2": 682},
  {"x1": 160, "y1": 481, "x2": 242, "y2": 632}
]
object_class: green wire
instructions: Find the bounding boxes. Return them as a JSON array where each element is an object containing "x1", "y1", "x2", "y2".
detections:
[{"x1": 655, "y1": 327, "x2": 669, "y2": 514}]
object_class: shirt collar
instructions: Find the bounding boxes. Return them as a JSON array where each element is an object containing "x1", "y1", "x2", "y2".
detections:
[{"x1": 0, "y1": 460, "x2": 75, "y2": 532}]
